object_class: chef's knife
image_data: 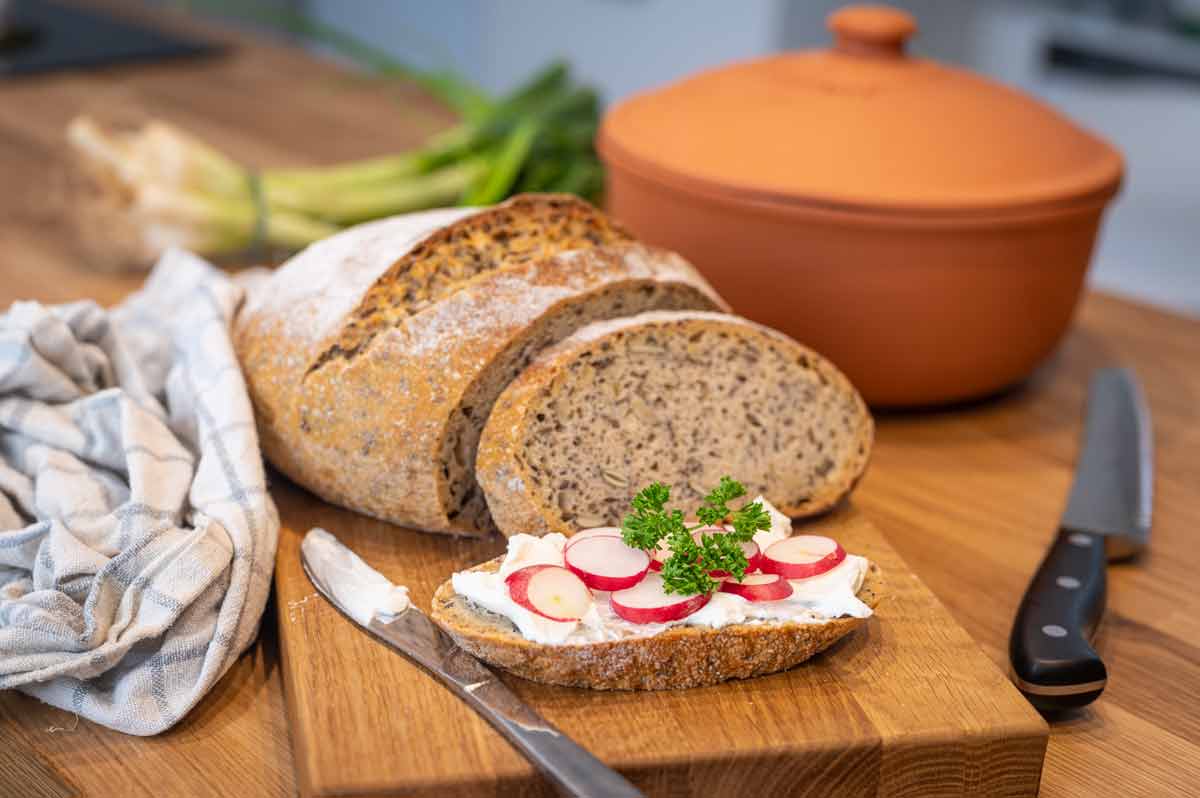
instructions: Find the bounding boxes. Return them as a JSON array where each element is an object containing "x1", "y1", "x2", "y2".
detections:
[
  {"x1": 299, "y1": 530, "x2": 644, "y2": 798},
  {"x1": 1009, "y1": 368, "x2": 1152, "y2": 711}
]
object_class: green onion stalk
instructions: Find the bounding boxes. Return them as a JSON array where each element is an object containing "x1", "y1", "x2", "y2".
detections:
[{"x1": 66, "y1": 13, "x2": 606, "y2": 271}]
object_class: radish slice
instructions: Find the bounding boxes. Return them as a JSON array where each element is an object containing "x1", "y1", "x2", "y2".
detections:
[
  {"x1": 565, "y1": 526, "x2": 622, "y2": 549},
  {"x1": 719, "y1": 573, "x2": 794, "y2": 602},
  {"x1": 692, "y1": 527, "x2": 762, "y2": 577},
  {"x1": 505, "y1": 565, "x2": 592, "y2": 622},
  {"x1": 647, "y1": 545, "x2": 671, "y2": 572},
  {"x1": 610, "y1": 573, "x2": 710, "y2": 624},
  {"x1": 564, "y1": 536, "x2": 650, "y2": 591},
  {"x1": 760, "y1": 535, "x2": 846, "y2": 579}
]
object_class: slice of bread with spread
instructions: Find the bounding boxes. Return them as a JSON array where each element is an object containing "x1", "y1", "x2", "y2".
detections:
[
  {"x1": 235, "y1": 196, "x2": 725, "y2": 535},
  {"x1": 431, "y1": 554, "x2": 884, "y2": 690},
  {"x1": 475, "y1": 311, "x2": 873, "y2": 537}
]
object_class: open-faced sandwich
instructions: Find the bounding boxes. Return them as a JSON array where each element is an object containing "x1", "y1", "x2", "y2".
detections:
[{"x1": 431, "y1": 478, "x2": 883, "y2": 690}]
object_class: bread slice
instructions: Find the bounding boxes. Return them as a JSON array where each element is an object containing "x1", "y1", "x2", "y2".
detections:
[
  {"x1": 235, "y1": 196, "x2": 725, "y2": 535},
  {"x1": 291, "y1": 246, "x2": 725, "y2": 535},
  {"x1": 475, "y1": 311, "x2": 873, "y2": 537},
  {"x1": 430, "y1": 556, "x2": 884, "y2": 690}
]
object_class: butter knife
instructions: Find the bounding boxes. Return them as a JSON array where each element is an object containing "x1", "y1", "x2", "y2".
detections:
[{"x1": 300, "y1": 529, "x2": 644, "y2": 798}]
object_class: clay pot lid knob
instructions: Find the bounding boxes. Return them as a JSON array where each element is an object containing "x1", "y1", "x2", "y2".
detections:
[
  {"x1": 828, "y1": 4, "x2": 917, "y2": 58},
  {"x1": 598, "y1": 1, "x2": 1123, "y2": 214}
]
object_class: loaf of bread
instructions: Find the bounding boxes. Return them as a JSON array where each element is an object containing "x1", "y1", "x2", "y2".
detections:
[
  {"x1": 476, "y1": 311, "x2": 873, "y2": 537},
  {"x1": 430, "y1": 555, "x2": 884, "y2": 690},
  {"x1": 235, "y1": 195, "x2": 726, "y2": 535}
]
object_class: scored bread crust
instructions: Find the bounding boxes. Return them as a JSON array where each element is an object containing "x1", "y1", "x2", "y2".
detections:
[
  {"x1": 475, "y1": 311, "x2": 874, "y2": 538},
  {"x1": 235, "y1": 195, "x2": 687, "y2": 534},
  {"x1": 430, "y1": 556, "x2": 884, "y2": 690},
  {"x1": 236, "y1": 198, "x2": 726, "y2": 535},
  {"x1": 287, "y1": 246, "x2": 726, "y2": 535}
]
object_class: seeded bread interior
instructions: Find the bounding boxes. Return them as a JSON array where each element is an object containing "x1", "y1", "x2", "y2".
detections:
[
  {"x1": 236, "y1": 196, "x2": 726, "y2": 535},
  {"x1": 441, "y1": 279, "x2": 724, "y2": 533},
  {"x1": 476, "y1": 311, "x2": 873, "y2": 536}
]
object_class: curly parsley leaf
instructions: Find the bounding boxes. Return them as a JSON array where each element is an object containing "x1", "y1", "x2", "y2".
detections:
[
  {"x1": 695, "y1": 528, "x2": 750, "y2": 581},
  {"x1": 632, "y1": 481, "x2": 670, "y2": 515},
  {"x1": 729, "y1": 497, "x2": 772, "y2": 541},
  {"x1": 620, "y1": 476, "x2": 774, "y2": 595},
  {"x1": 621, "y1": 482, "x2": 684, "y2": 552},
  {"x1": 659, "y1": 549, "x2": 711, "y2": 596},
  {"x1": 695, "y1": 476, "x2": 746, "y2": 526}
]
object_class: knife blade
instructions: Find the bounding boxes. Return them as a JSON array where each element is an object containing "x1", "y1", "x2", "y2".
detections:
[
  {"x1": 1009, "y1": 367, "x2": 1153, "y2": 711},
  {"x1": 299, "y1": 529, "x2": 644, "y2": 798}
]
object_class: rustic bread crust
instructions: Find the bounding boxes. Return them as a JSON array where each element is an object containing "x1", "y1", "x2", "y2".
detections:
[
  {"x1": 430, "y1": 556, "x2": 884, "y2": 690},
  {"x1": 235, "y1": 197, "x2": 726, "y2": 535},
  {"x1": 290, "y1": 246, "x2": 726, "y2": 534},
  {"x1": 475, "y1": 311, "x2": 874, "y2": 538}
]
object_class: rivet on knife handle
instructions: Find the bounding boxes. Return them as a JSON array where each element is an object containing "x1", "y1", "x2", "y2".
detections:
[
  {"x1": 1009, "y1": 367, "x2": 1152, "y2": 712},
  {"x1": 1009, "y1": 527, "x2": 1108, "y2": 711}
]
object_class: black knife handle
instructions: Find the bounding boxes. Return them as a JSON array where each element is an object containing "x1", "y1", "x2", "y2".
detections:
[{"x1": 1009, "y1": 527, "x2": 1108, "y2": 711}]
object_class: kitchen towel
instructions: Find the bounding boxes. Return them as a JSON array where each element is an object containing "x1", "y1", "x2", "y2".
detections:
[{"x1": 0, "y1": 250, "x2": 278, "y2": 736}]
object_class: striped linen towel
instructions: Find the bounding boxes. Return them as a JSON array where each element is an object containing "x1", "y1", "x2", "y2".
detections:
[{"x1": 0, "y1": 250, "x2": 278, "y2": 735}]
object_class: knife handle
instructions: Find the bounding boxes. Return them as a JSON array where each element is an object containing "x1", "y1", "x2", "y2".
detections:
[{"x1": 1009, "y1": 527, "x2": 1108, "y2": 711}]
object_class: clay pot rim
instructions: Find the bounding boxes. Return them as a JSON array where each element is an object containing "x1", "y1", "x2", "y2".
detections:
[{"x1": 598, "y1": 126, "x2": 1123, "y2": 229}]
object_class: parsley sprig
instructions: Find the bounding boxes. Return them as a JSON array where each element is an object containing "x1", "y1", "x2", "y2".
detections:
[{"x1": 620, "y1": 476, "x2": 772, "y2": 595}]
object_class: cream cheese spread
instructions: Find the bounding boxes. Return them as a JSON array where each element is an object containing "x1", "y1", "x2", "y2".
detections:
[
  {"x1": 450, "y1": 500, "x2": 872, "y2": 646},
  {"x1": 302, "y1": 527, "x2": 411, "y2": 625}
]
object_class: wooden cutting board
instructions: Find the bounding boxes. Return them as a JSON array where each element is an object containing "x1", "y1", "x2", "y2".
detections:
[{"x1": 272, "y1": 477, "x2": 1048, "y2": 798}]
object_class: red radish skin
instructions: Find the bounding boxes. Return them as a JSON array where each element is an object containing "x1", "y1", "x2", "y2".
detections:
[
  {"x1": 505, "y1": 565, "x2": 593, "y2": 622},
  {"x1": 564, "y1": 536, "x2": 650, "y2": 591},
  {"x1": 760, "y1": 535, "x2": 847, "y2": 580},
  {"x1": 692, "y1": 528, "x2": 762, "y2": 577},
  {"x1": 719, "y1": 573, "x2": 794, "y2": 602},
  {"x1": 648, "y1": 546, "x2": 671, "y2": 572},
  {"x1": 564, "y1": 527, "x2": 621, "y2": 550},
  {"x1": 610, "y1": 573, "x2": 711, "y2": 624}
]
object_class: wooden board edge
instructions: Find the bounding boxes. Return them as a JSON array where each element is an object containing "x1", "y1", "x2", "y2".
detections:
[{"x1": 271, "y1": 496, "x2": 1051, "y2": 797}]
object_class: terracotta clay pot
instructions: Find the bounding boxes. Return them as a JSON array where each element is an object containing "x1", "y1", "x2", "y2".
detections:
[{"x1": 598, "y1": 4, "x2": 1123, "y2": 406}]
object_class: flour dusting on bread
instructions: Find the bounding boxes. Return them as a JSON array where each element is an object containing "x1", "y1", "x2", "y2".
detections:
[{"x1": 235, "y1": 196, "x2": 724, "y2": 535}]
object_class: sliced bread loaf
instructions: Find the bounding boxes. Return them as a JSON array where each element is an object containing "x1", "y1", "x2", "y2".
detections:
[
  {"x1": 235, "y1": 195, "x2": 726, "y2": 535},
  {"x1": 287, "y1": 246, "x2": 725, "y2": 535},
  {"x1": 238, "y1": 193, "x2": 629, "y2": 411},
  {"x1": 311, "y1": 193, "x2": 633, "y2": 371},
  {"x1": 475, "y1": 311, "x2": 873, "y2": 537},
  {"x1": 430, "y1": 555, "x2": 884, "y2": 690}
]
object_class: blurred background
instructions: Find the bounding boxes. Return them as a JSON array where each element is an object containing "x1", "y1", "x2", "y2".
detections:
[
  {"x1": 275, "y1": 0, "x2": 1200, "y2": 317},
  {"x1": 3, "y1": 0, "x2": 1197, "y2": 316}
]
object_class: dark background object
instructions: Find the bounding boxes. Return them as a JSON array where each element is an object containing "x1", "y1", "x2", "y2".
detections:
[{"x1": 0, "y1": 0, "x2": 220, "y2": 76}]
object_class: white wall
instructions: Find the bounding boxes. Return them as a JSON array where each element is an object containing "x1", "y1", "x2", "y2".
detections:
[
  {"x1": 305, "y1": 0, "x2": 785, "y2": 103},
  {"x1": 933, "y1": 2, "x2": 1200, "y2": 317}
]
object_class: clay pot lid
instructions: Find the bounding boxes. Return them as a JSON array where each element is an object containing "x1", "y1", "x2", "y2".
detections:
[{"x1": 598, "y1": 4, "x2": 1123, "y2": 216}]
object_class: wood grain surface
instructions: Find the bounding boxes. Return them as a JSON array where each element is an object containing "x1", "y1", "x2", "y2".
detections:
[
  {"x1": 0, "y1": 3, "x2": 445, "y2": 797},
  {"x1": 1, "y1": 3, "x2": 1198, "y2": 797},
  {"x1": 858, "y1": 296, "x2": 1200, "y2": 798},
  {"x1": 274, "y1": 491, "x2": 1047, "y2": 798}
]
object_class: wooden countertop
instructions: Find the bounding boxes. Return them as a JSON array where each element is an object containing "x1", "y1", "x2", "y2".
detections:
[{"x1": 1, "y1": 6, "x2": 1197, "y2": 797}]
